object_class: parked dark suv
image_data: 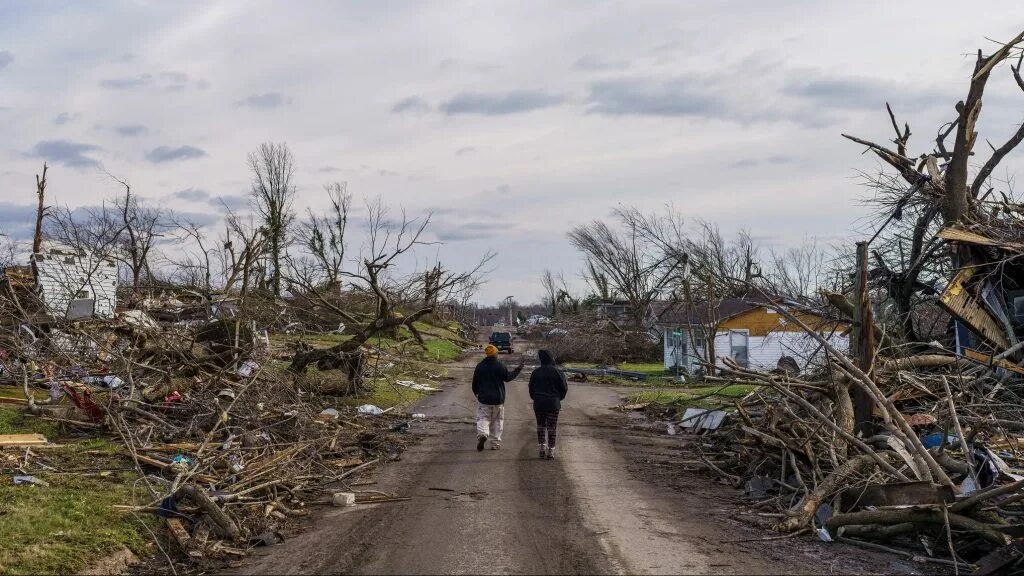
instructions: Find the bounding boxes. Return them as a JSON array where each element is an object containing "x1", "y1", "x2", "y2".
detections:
[{"x1": 489, "y1": 331, "x2": 514, "y2": 354}]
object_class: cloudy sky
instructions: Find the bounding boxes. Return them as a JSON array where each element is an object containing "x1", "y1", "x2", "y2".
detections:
[{"x1": 1, "y1": 1, "x2": 1023, "y2": 304}]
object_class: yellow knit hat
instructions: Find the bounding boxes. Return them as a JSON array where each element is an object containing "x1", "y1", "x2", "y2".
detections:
[{"x1": 484, "y1": 344, "x2": 498, "y2": 356}]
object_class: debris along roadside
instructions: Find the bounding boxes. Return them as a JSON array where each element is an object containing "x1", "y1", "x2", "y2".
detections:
[
  {"x1": 0, "y1": 155, "x2": 488, "y2": 572},
  {"x1": 0, "y1": 327, "x2": 428, "y2": 571},
  {"x1": 643, "y1": 32, "x2": 1024, "y2": 574}
]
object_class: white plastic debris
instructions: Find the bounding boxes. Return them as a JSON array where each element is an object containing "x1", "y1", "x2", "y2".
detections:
[
  {"x1": 357, "y1": 404, "x2": 384, "y2": 415},
  {"x1": 14, "y1": 475, "x2": 50, "y2": 487},
  {"x1": 332, "y1": 492, "x2": 356, "y2": 507},
  {"x1": 680, "y1": 408, "x2": 727, "y2": 430},
  {"x1": 102, "y1": 375, "x2": 124, "y2": 389},
  {"x1": 666, "y1": 423, "x2": 678, "y2": 436},
  {"x1": 411, "y1": 413, "x2": 426, "y2": 419},
  {"x1": 396, "y1": 380, "x2": 441, "y2": 392},
  {"x1": 237, "y1": 360, "x2": 260, "y2": 377},
  {"x1": 815, "y1": 528, "x2": 833, "y2": 542},
  {"x1": 960, "y1": 476, "x2": 978, "y2": 495},
  {"x1": 319, "y1": 408, "x2": 340, "y2": 420}
]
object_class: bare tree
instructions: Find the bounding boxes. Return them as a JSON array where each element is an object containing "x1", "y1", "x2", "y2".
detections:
[
  {"x1": 765, "y1": 239, "x2": 831, "y2": 301},
  {"x1": 296, "y1": 181, "x2": 351, "y2": 293},
  {"x1": 288, "y1": 197, "x2": 492, "y2": 393},
  {"x1": 540, "y1": 269, "x2": 558, "y2": 316},
  {"x1": 568, "y1": 208, "x2": 687, "y2": 326},
  {"x1": 0, "y1": 233, "x2": 16, "y2": 269},
  {"x1": 106, "y1": 173, "x2": 170, "y2": 303},
  {"x1": 841, "y1": 31, "x2": 1024, "y2": 342},
  {"x1": 248, "y1": 142, "x2": 296, "y2": 297}
]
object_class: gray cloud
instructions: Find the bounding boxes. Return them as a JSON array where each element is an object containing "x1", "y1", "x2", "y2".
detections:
[
  {"x1": 115, "y1": 124, "x2": 148, "y2": 137},
  {"x1": 26, "y1": 140, "x2": 102, "y2": 168},
  {"x1": 209, "y1": 194, "x2": 249, "y2": 210},
  {"x1": 163, "y1": 72, "x2": 187, "y2": 81},
  {"x1": 392, "y1": 96, "x2": 431, "y2": 114},
  {"x1": 161, "y1": 71, "x2": 188, "y2": 91},
  {"x1": 99, "y1": 71, "x2": 198, "y2": 91},
  {"x1": 169, "y1": 210, "x2": 221, "y2": 228},
  {"x1": 54, "y1": 112, "x2": 80, "y2": 125},
  {"x1": 783, "y1": 75, "x2": 953, "y2": 111},
  {"x1": 573, "y1": 55, "x2": 630, "y2": 71},
  {"x1": 146, "y1": 145, "x2": 207, "y2": 163},
  {"x1": 439, "y1": 91, "x2": 563, "y2": 115},
  {"x1": 585, "y1": 78, "x2": 723, "y2": 117},
  {"x1": 100, "y1": 74, "x2": 153, "y2": 90},
  {"x1": 0, "y1": 203, "x2": 37, "y2": 239},
  {"x1": 172, "y1": 188, "x2": 210, "y2": 201},
  {"x1": 235, "y1": 92, "x2": 289, "y2": 109},
  {"x1": 431, "y1": 219, "x2": 495, "y2": 242},
  {"x1": 0, "y1": 51, "x2": 12, "y2": 70},
  {"x1": 729, "y1": 155, "x2": 797, "y2": 169}
]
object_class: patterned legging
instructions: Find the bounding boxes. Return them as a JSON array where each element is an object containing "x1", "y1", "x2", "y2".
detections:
[{"x1": 534, "y1": 409, "x2": 560, "y2": 447}]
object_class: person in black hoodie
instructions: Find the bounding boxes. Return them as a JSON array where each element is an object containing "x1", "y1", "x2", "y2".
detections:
[
  {"x1": 472, "y1": 344, "x2": 524, "y2": 451},
  {"x1": 528, "y1": 349, "x2": 568, "y2": 459}
]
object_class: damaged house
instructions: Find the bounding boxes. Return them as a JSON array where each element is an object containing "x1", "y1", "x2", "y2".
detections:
[
  {"x1": 30, "y1": 242, "x2": 118, "y2": 319},
  {"x1": 657, "y1": 298, "x2": 850, "y2": 374}
]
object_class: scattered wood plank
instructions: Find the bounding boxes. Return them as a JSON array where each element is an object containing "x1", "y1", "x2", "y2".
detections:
[{"x1": 0, "y1": 433, "x2": 47, "y2": 446}]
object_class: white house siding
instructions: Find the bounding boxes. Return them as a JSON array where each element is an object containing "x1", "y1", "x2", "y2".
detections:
[
  {"x1": 34, "y1": 248, "x2": 118, "y2": 319},
  {"x1": 664, "y1": 327, "x2": 849, "y2": 372}
]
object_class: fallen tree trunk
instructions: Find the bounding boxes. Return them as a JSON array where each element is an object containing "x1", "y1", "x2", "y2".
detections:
[
  {"x1": 776, "y1": 453, "x2": 886, "y2": 533},
  {"x1": 826, "y1": 508, "x2": 1009, "y2": 546},
  {"x1": 176, "y1": 484, "x2": 241, "y2": 541}
]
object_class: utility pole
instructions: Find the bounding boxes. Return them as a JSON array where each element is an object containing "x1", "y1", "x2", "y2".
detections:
[
  {"x1": 851, "y1": 241, "x2": 876, "y2": 437},
  {"x1": 505, "y1": 296, "x2": 514, "y2": 326}
]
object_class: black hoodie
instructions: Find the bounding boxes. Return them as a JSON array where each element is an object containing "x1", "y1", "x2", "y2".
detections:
[{"x1": 528, "y1": 350, "x2": 568, "y2": 412}]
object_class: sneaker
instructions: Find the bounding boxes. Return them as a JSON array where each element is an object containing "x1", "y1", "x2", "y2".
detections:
[
  {"x1": 490, "y1": 443, "x2": 501, "y2": 450},
  {"x1": 477, "y1": 436, "x2": 486, "y2": 451},
  {"x1": 539, "y1": 445, "x2": 547, "y2": 459},
  {"x1": 546, "y1": 447, "x2": 556, "y2": 460}
]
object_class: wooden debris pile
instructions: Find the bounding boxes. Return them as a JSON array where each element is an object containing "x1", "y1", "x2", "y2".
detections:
[
  {"x1": 679, "y1": 276, "x2": 1024, "y2": 573},
  {"x1": 0, "y1": 311, "x2": 421, "y2": 568}
]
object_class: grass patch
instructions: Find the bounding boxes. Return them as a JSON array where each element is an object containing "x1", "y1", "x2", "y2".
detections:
[
  {"x1": 628, "y1": 384, "x2": 758, "y2": 409},
  {"x1": 0, "y1": 411, "x2": 149, "y2": 575},
  {"x1": 0, "y1": 407, "x2": 59, "y2": 438},
  {"x1": 0, "y1": 467, "x2": 149, "y2": 574},
  {"x1": 420, "y1": 339, "x2": 462, "y2": 362},
  {"x1": 337, "y1": 378, "x2": 429, "y2": 410},
  {"x1": 618, "y1": 362, "x2": 670, "y2": 375}
]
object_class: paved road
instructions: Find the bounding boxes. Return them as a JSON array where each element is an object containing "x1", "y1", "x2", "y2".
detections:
[{"x1": 235, "y1": 350, "x2": 902, "y2": 575}]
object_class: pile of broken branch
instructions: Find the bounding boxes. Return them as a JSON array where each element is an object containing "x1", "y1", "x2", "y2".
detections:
[
  {"x1": 1, "y1": 309, "x2": 422, "y2": 568},
  {"x1": 690, "y1": 313, "x2": 1023, "y2": 573}
]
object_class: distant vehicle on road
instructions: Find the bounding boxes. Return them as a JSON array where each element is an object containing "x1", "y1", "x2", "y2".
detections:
[{"x1": 489, "y1": 331, "x2": 514, "y2": 354}]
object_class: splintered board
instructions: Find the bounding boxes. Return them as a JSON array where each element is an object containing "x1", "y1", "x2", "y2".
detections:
[
  {"x1": 937, "y1": 227, "x2": 1024, "y2": 251},
  {"x1": 0, "y1": 433, "x2": 48, "y2": 446},
  {"x1": 938, "y1": 268, "x2": 1010, "y2": 350},
  {"x1": 962, "y1": 348, "x2": 1024, "y2": 376}
]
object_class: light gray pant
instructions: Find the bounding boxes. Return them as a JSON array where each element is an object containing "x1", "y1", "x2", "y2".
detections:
[{"x1": 476, "y1": 403, "x2": 505, "y2": 446}]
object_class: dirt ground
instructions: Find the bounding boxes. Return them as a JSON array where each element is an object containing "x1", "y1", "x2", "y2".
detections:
[{"x1": 230, "y1": 345, "x2": 931, "y2": 575}]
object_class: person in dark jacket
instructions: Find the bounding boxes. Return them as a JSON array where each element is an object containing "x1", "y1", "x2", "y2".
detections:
[
  {"x1": 472, "y1": 344, "x2": 523, "y2": 451},
  {"x1": 528, "y1": 349, "x2": 568, "y2": 459}
]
